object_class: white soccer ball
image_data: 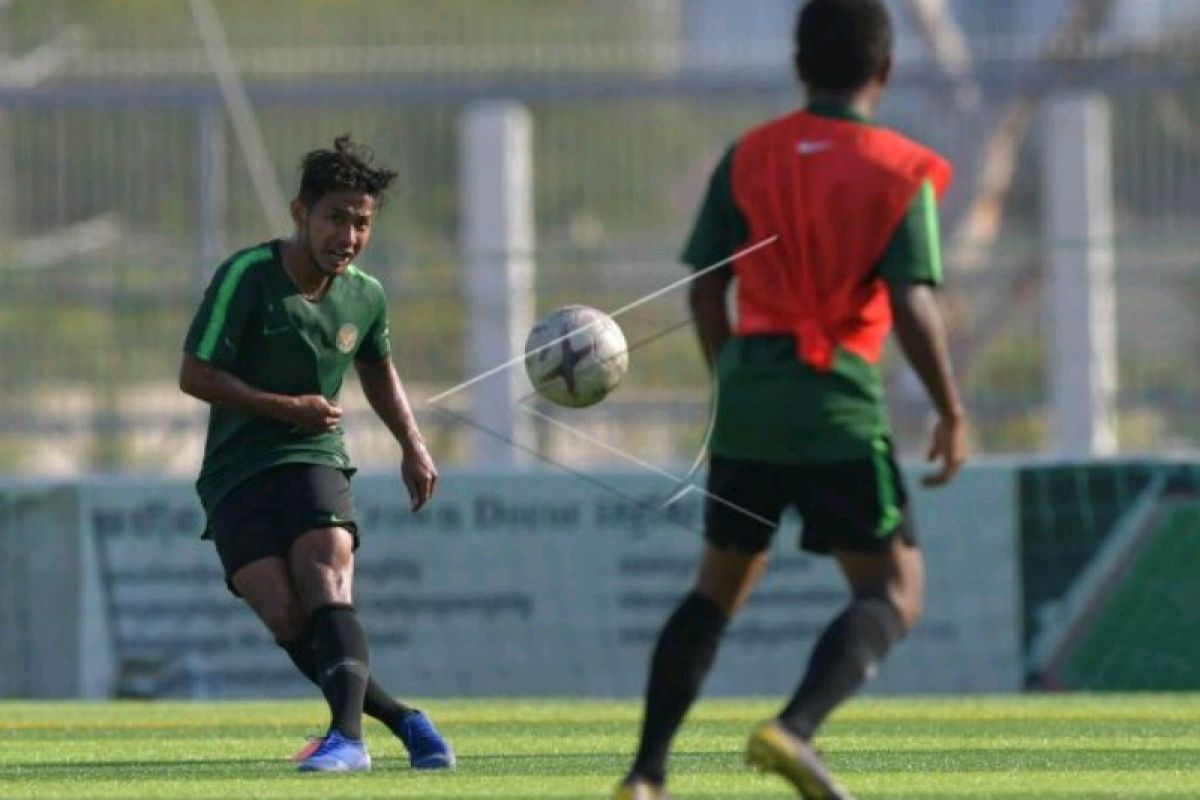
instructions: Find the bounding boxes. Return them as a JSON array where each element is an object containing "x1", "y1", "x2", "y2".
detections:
[{"x1": 524, "y1": 305, "x2": 629, "y2": 408}]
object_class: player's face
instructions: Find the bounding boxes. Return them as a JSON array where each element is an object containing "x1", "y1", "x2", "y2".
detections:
[{"x1": 299, "y1": 190, "x2": 376, "y2": 277}]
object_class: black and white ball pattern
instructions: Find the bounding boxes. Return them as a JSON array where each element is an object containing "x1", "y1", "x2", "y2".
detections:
[{"x1": 524, "y1": 305, "x2": 629, "y2": 408}]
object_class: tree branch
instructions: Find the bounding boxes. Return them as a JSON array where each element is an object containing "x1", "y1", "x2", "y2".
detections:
[
  {"x1": 902, "y1": 0, "x2": 979, "y2": 111},
  {"x1": 945, "y1": 0, "x2": 1119, "y2": 272},
  {"x1": 0, "y1": 26, "x2": 85, "y2": 88}
]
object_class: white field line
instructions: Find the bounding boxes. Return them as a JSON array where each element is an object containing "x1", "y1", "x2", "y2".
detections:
[{"x1": 427, "y1": 235, "x2": 778, "y2": 404}]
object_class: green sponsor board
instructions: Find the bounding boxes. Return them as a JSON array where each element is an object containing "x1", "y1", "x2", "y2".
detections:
[{"x1": 1022, "y1": 462, "x2": 1200, "y2": 690}]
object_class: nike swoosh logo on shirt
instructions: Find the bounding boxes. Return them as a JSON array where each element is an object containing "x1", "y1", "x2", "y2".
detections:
[
  {"x1": 796, "y1": 140, "x2": 833, "y2": 156},
  {"x1": 262, "y1": 322, "x2": 291, "y2": 336}
]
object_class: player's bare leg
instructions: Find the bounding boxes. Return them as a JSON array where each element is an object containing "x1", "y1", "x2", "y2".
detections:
[
  {"x1": 616, "y1": 545, "x2": 769, "y2": 797},
  {"x1": 694, "y1": 544, "x2": 772, "y2": 616},
  {"x1": 230, "y1": 556, "x2": 307, "y2": 642},
  {"x1": 285, "y1": 526, "x2": 455, "y2": 769},
  {"x1": 226, "y1": 548, "x2": 443, "y2": 763},
  {"x1": 284, "y1": 526, "x2": 372, "y2": 771},
  {"x1": 228, "y1": 557, "x2": 341, "y2": 764}
]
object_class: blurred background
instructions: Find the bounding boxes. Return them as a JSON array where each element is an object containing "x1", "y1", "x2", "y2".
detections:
[{"x1": 2, "y1": 0, "x2": 1199, "y2": 478}]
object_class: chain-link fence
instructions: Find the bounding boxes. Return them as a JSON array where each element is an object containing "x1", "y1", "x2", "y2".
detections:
[{"x1": 1, "y1": 0, "x2": 1198, "y2": 476}]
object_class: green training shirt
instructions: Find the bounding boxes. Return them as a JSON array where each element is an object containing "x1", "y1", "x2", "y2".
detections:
[
  {"x1": 682, "y1": 105, "x2": 944, "y2": 464},
  {"x1": 183, "y1": 240, "x2": 391, "y2": 515}
]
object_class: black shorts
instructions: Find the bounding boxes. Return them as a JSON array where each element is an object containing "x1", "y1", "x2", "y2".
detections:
[
  {"x1": 704, "y1": 447, "x2": 916, "y2": 555},
  {"x1": 206, "y1": 463, "x2": 359, "y2": 593}
]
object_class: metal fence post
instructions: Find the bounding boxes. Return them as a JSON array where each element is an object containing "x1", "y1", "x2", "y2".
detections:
[
  {"x1": 459, "y1": 101, "x2": 535, "y2": 466},
  {"x1": 1042, "y1": 93, "x2": 1118, "y2": 457}
]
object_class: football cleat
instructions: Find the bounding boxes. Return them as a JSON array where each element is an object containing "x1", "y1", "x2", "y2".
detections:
[
  {"x1": 297, "y1": 729, "x2": 372, "y2": 773},
  {"x1": 746, "y1": 720, "x2": 854, "y2": 800},
  {"x1": 396, "y1": 711, "x2": 457, "y2": 769},
  {"x1": 291, "y1": 735, "x2": 324, "y2": 763}
]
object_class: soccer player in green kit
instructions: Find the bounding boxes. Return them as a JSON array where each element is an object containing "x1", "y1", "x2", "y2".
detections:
[
  {"x1": 615, "y1": 1, "x2": 967, "y2": 798},
  {"x1": 180, "y1": 136, "x2": 454, "y2": 773}
]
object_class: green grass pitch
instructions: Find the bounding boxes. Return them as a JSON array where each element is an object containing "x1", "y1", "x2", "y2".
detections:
[{"x1": 2, "y1": 695, "x2": 1199, "y2": 798}]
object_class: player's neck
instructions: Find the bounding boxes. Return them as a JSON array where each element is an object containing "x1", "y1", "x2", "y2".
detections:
[
  {"x1": 280, "y1": 238, "x2": 333, "y2": 301},
  {"x1": 805, "y1": 89, "x2": 880, "y2": 120}
]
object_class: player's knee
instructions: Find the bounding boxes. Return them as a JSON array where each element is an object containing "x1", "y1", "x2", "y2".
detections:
[
  {"x1": 883, "y1": 582, "x2": 922, "y2": 630},
  {"x1": 290, "y1": 532, "x2": 354, "y2": 599},
  {"x1": 292, "y1": 526, "x2": 355, "y2": 568},
  {"x1": 895, "y1": 589, "x2": 922, "y2": 630},
  {"x1": 885, "y1": 547, "x2": 925, "y2": 630},
  {"x1": 294, "y1": 565, "x2": 353, "y2": 610}
]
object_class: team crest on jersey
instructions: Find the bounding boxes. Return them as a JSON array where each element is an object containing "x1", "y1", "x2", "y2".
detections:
[{"x1": 336, "y1": 323, "x2": 359, "y2": 353}]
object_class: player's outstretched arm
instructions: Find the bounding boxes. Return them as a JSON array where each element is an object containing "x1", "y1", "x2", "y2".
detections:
[
  {"x1": 178, "y1": 353, "x2": 342, "y2": 432},
  {"x1": 355, "y1": 357, "x2": 437, "y2": 511},
  {"x1": 888, "y1": 282, "x2": 967, "y2": 487}
]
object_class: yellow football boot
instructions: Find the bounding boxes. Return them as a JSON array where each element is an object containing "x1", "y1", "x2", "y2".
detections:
[
  {"x1": 611, "y1": 777, "x2": 670, "y2": 800},
  {"x1": 746, "y1": 720, "x2": 854, "y2": 800}
]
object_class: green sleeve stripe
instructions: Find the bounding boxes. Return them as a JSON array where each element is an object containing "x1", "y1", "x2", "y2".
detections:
[
  {"x1": 920, "y1": 180, "x2": 944, "y2": 285},
  {"x1": 195, "y1": 246, "x2": 270, "y2": 360},
  {"x1": 348, "y1": 263, "x2": 384, "y2": 292}
]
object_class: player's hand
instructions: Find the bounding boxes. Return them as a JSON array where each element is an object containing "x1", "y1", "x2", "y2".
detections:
[
  {"x1": 401, "y1": 439, "x2": 438, "y2": 512},
  {"x1": 922, "y1": 411, "x2": 967, "y2": 487},
  {"x1": 288, "y1": 395, "x2": 343, "y2": 432}
]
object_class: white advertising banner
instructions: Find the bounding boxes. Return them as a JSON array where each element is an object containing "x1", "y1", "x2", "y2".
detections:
[{"x1": 77, "y1": 465, "x2": 1019, "y2": 698}]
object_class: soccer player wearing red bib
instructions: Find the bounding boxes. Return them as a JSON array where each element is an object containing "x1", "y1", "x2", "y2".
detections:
[{"x1": 615, "y1": 2, "x2": 967, "y2": 798}]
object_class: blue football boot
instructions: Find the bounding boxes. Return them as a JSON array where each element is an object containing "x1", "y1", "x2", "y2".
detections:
[
  {"x1": 396, "y1": 711, "x2": 456, "y2": 769},
  {"x1": 297, "y1": 729, "x2": 372, "y2": 773}
]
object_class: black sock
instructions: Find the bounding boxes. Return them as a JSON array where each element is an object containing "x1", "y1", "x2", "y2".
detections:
[
  {"x1": 365, "y1": 682, "x2": 418, "y2": 733},
  {"x1": 778, "y1": 595, "x2": 906, "y2": 740},
  {"x1": 279, "y1": 624, "x2": 416, "y2": 731},
  {"x1": 310, "y1": 603, "x2": 371, "y2": 741},
  {"x1": 279, "y1": 626, "x2": 322, "y2": 685},
  {"x1": 630, "y1": 592, "x2": 728, "y2": 785}
]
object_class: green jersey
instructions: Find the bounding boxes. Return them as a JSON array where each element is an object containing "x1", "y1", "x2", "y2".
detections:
[
  {"x1": 183, "y1": 240, "x2": 391, "y2": 514},
  {"x1": 682, "y1": 104, "x2": 945, "y2": 464}
]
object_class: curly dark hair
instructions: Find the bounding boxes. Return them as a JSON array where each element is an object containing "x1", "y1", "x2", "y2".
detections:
[
  {"x1": 796, "y1": 0, "x2": 893, "y2": 93},
  {"x1": 297, "y1": 134, "x2": 398, "y2": 208}
]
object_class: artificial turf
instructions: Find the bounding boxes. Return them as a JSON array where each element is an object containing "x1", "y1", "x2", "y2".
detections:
[{"x1": 2, "y1": 695, "x2": 1198, "y2": 798}]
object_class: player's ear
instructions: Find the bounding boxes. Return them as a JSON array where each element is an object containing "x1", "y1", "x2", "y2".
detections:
[
  {"x1": 793, "y1": 51, "x2": 806, "y2": 86},
  {"x1": 877, "y1": 53, "x2": 893, "y2": 87},
  {"x1": 290, "y1": 198, "x2": 308, "y2": 229}
]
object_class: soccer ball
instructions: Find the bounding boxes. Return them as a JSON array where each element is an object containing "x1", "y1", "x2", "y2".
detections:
[{"x1": 524, "y1": 305, "x2": 629, "y2": 408}]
